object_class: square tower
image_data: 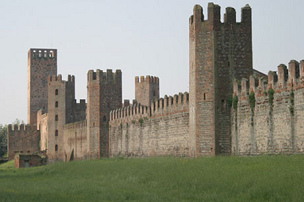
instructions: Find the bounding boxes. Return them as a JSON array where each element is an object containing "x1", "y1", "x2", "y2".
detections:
[
  {"x1": 27, "y1": 48, "x2": 57, "y2": 126},
  {"x1": 87, "y1": 69, "x2": 122, "y2": 158},
  {"x1": 135, "y1": 76, "x2": 159, "y2": 106},
  {"x1": 189, "y1": 4, "x2": 252, "y2": 156}
]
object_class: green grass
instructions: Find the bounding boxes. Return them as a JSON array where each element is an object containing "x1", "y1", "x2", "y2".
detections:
[{"x1": 0, "y1": 155, "x2": 304, "y2": 201}]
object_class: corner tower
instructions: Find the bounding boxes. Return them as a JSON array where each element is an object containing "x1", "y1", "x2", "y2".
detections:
[
  {"x1": 87, "y1": 69, "x2": 122, "y2": 158},
  {"x1": 189, "y1": 3, "x2": 252, "y2": 156},
  {"x1": 135, "y1": 76, "x2": 159, "y2": 106},
  {"x1": 27, "y1": 48, "x2": 57, "y2": 126}
]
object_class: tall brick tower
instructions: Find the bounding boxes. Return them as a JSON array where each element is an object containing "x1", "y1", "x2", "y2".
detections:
[
  {"x1": 135, "y1": 76, "x2": 159, "y2": 106},
  {"x1": 189, "y1": 3, "x2": 252, "y2": 156},
  {"x1": 87, "y1": 69, "x2": 122, "y2": 158},
  {"x1": 46, "y1": 75, "x2": 75, "y2": 161},
  {"x1": 27, "y1": 48, "x2": 57, "y2": 126}
]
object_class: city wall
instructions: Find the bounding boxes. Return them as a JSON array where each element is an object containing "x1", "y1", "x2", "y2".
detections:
[
  {"x1": 109, "y1": 92, "x2": 190, "y2": 157},
  {"x1": 7, "y1": 124, "x2": 40, "y2": 159},
  {"x1": 63, "y1": 120, "x2": 87, "y2": 161},
  {"x1": 232, "y1": 60, "x2": 304, "y2": 155}
]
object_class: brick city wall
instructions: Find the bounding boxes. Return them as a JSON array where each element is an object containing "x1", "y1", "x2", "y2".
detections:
[
  {"x1": 7, "y1": 124, "x2": 40, "y2": 160},
  {"x1": 63, "y1": 120, "x2": 87, "y2": 161},
  {"x1": 109, "y1": 92, "x2": 190, "y2": 157},
  {"x1": 232, "y1": 60, "x2": 304, "y2": 155},
  {"x1": 37, "y1": 109, "x2": 48, "y2": 151}
]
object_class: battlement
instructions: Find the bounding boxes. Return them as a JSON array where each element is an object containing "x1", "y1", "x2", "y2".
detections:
[
  {"x1": 233, "y1": 59, "x2": 304, "y2": 98},
  {"x1": 151, "y1": 92, "x2": 189, "y2": 115},
  {"x1": 135, "y1": 75, "x2": 159, "y2": 84},
  {"x1": 87, "y1": 69, "x2": 121, "y2": 83},
  {"x1": 48, "y1": 74, "x2": 75, "y2": 84},
  {"x1": 110, "y1": 92, "x2": 189, "y2": 124},
  {"x1": 189, "y1": 3, "x2": 251, "y2": 26},
  {"x1": 29, "y1": 48, "x2": 57, "y2": 59},
  {"x1": 74, "y1": 99, "x2": 86, "y2": 106},
  {"x1": 8, "y1": 124, "x2": 39, "y2": 135}
]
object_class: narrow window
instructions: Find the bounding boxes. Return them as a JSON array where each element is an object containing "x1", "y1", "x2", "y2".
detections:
[
  {"x1": 55, "y1": 130, "x2": 58, "y2": 137},
  {"x1": 55, "y1": 101, "x2": 58, "y2": 108},
  {"x1": 55, "y1": 145, "x2": 58, "y2": 151},
  {"x1": 204, "y1": 93, "x2": 206, "y2": 100},
  {"x1": 55, "y1": 89, "x2": 58, "y2": 95},
  {"x1": 55, "y1": 115, "x2": 58, "y2": 121}
]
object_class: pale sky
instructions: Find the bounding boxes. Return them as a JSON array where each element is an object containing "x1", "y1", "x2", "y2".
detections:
[{"x1": 1, "y1": 0, "x2": 303, "y2": 124}]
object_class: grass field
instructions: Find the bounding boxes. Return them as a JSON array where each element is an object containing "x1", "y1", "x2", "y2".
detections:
[{"x1": 0, "y1": 155, "x2": 304, "y2": 201}]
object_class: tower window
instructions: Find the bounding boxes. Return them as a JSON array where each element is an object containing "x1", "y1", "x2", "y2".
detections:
[
  {"x1": 55, "y1": 130, "x2": 58, "y2": 137},
  {"x1": 55, "y1": 145, "x2": 58, "y2": 151},
  {"x1": 204, "y1": 93, "x2": 206, "y2": 100},
  {"x1": 55, "y1": 89, "x2": 58, "y2": 95},
  {"x1": 55, "y1": 115, "x2": 58, "y2": 121},
  {"x1": 55, "y1": 101, "x2": 58, "y2": 108}
]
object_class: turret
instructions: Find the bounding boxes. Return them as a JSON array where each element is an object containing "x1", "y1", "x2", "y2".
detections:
[{"x1": 135, "y1": 75, "x2": 159, "y2": 107}]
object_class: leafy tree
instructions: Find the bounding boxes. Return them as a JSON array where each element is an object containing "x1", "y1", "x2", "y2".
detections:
[{"x1": 0, "y1": 124, "x2": 7, "y2": 157}]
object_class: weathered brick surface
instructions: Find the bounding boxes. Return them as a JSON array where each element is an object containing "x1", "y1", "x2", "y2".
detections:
[
  {"x1": 27, "y1": 49, "x2": 57, "y2": 126},
  {"x1": 189, "y1": 3, "x2": 253, "y2": 156},
  {"x1": 7, "y1": 124, "x2": 40, "y2": 160},
  {"x1": 87, "y1": 70, "x2": 122, "y2": 159},
  {"x1": 46, "y1": 75, "x2": 75, "y2": 162},
  {"x1": 11, "y1": 4, "x2": 304, "y2": 162},
  {"x1": 63, "y1": 120, "x2": 87, "y2": 161},
  {"x1": 37, "y1": 109, "x2": 48, "y2": 151},
  {"x1": 109, "y1": 93, "x2": 189, "y2": 157},
  {"x1": 232, "y1": 61, "x2": 304, "y2": 155},
  {"x1": 135, "y1": 76, "x2": 159, "y2": 106},
  {"x1": 15, "y1": 154, "x2": 46, "y2": 168}
]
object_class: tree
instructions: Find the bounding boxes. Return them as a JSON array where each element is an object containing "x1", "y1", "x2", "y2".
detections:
[{"x1": 0, "y1": 124, "x2": 7, "y2": 157}]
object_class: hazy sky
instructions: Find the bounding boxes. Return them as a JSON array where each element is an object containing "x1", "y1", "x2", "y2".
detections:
[{"x1": 1, "y1": 0, "x2": 303, "y2": 124}]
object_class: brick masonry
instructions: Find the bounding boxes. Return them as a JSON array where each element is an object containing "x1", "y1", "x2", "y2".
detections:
[
  {"x1": 15, "y1": 154, "x2": 47, "y2": 168},
  {"x1": 109, "y1": 93, "x2": 189, "y2": 157},
  {"x1": 27, "y1": 49, "x2": 57, "y2": 126},
  {"x1": 189, "y1": 3, "x2": 253, "y2": 157},
  {"x1": 7, "y1": 124, "x2": 40, "y2": 160},
  {"x1": 8, "y1": 3, "x2": 304, "y2": 162},
  {"x1": 232, "y1": 60, "x2": 304, "y2": 155},
  {"x1": 135, "y1": 76, "x2": 159, "y2": 107}
]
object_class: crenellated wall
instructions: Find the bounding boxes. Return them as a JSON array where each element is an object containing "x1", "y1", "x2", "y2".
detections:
[
  {"x1": 232, "y1": 60, "x2": 304, "y2": 155},
  {"x1": 109, "y1": 92, "x2": 190, "y2": 157},
  {"x1": 7, "y1": 124, "x2": 40, "y2": 159}
]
